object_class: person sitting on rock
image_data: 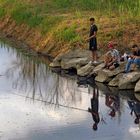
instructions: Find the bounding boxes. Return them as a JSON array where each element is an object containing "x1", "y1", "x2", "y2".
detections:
[
  {"x1": 104, "y1": 42, "x2": 120, "y2": 70},
  {"x1": 104, "y1": 52, "x2": 113, "y2": 66},
  {"x1": 125, "y1": 44, "x2": 140, "y2": 73}
]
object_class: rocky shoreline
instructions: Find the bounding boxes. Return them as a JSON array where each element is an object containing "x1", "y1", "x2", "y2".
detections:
[
  {"x1": 1, "y1": 32, "x2": 140, "y2": 93},
  {"x1": 50, "y1": 49, "x2": 140, "y2": 93}
]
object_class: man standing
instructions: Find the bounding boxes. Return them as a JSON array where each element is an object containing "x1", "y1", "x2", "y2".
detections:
[{"x1": 86, "y1": 18, "x2": 98, "y2": 64}]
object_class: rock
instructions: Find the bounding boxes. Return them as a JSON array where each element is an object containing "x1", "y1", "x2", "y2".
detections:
[
  {"x1": 96, "y1": 82, "x2": 111, "y2": 92},
  {"x1": 119, "y1": 72, "x2": 140, "y2": 90},
  {"x1": 95, "y1": 62, "x2": 126, "y2": 83},
  {"x1": 77, "y1": 63, "x2": 94, "y2": 76},
  {"x1": 135, "y1": 94, "x2": 140, "y2": 101},
  {"x1": 107, "y1": 62, "x2": 125, "y2": 76},
  {"x1": 56, "y1": 49, "x2": 91, "y2": 60},
  {"x1": 108, "y1": 73, "x2": 123, "y2": 87},
  {"x1": 61, "y1": 57, "x2": 89, "y2": 69},
  {"x1": 92, "y1": 63, "x2": 105, "y2": 74},
  {"x1": 108, "y1": 87, "x2": 119, "y2": 94},
  {"x1": 50, "y1": 49, "x2": 92, "y2": 68},
  {"x1": 49, "y1": 61, "x2": 61, "y2": 67},
  {"x1": 135, "y1": 80, "x2": 140, "y2": 93},
  {"x1": 95, "y1": 70, "x2": 112, "y2": 83}
]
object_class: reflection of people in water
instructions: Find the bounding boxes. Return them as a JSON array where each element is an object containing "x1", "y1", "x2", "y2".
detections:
[
  {"x1": 105, "y1": 93, "x2": 120, "y2": 118},
  {"x1": 88, "y1": 86, "x2": 100, "y2": 131},
  {"x1": 127, "y1": 100, "x2": 140, "y2": 124}
]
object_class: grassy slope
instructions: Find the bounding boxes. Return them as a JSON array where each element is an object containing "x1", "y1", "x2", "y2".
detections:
[{"x1": 0, "y1": 0, "x2": 140, "y2": 56}]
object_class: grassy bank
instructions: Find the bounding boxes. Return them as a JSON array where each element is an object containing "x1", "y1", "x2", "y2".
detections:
[{"x1": 0, "y1": 0, "x2": 140, "y2": 56}]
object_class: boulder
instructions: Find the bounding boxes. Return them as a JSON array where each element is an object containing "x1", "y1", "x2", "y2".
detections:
[
  {"x1": 55, "y1": 49, "x2": 91, "y2": 61},
  {"x1": 61, "y1": 57, "x2": 89, "y2": 69},
  {"x1": 95, "y1": 62, "x2": 125, "y2": 83},
  {"x1": 77, "y1": 63, "x2": 94, "y2": 76},
  {"x1": 95, "y1": 70, "x2": 112, "y2": 83},
  {"x1": 108, "y1": 73, "x2": 123, "y2": 87},
  {"x1": 107, "y1": 62, "x2": 125, "y2": 76},
  {"x1": 119, "y1": 72, "x2": 140, "y2": 90},
  {"x1": 135, "y1": 80, "x2": 140, "y2": 93},
  {"x1": 50, "y1": 49, "x2": 92, "y2": 68},
  {"x1": 92, "y1": 63, "x2": 105, "y2": 74}
]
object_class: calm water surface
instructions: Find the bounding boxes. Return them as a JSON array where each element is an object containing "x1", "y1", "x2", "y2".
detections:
[{"x1": 0, "y1": 40, "x2": 140, "y2": 140}]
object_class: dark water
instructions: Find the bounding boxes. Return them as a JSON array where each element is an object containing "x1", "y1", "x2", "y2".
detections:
[{"x1": 0, "y1": 40, "x2": 140, "y2": 140}]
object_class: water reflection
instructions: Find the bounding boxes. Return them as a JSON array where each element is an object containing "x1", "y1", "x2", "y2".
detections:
[
  {"x1": 2, "y1": 40, "x2": 140, "y2": 127},
  {"x1": 127, "y1": 97, "x2": 140, "y2": 125},
  {"x1": 1, "y1": 40, "x2": 140, "y2": 139},
  {"x1": 0, "y1": 41, "x2": 83, "y2": 108},
  {"x1": 88, "y1": 84, "x2": 100, "y2": 131},
  {"x1": 84, "y1": 81, "x2": 140, "y2": 131},
  {"x1": 105, "y1": 88, "x2": 120, "y2": 118}
]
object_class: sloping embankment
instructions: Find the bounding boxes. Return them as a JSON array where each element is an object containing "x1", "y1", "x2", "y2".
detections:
[{"x1": 0, "y1": 16, "x2": 59, "y2": 57}]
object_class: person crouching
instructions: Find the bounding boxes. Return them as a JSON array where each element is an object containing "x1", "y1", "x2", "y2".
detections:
[{"x1": 104, "y1": 42, "x2": 120, "y2": 70}]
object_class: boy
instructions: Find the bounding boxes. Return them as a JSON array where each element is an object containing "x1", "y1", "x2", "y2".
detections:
[
  {"x1": 104, "y1": 42, "x2": 120, "y2": 70},
  {"x1": 86, "y1": 18, "x2": 98, "y2": 64}
]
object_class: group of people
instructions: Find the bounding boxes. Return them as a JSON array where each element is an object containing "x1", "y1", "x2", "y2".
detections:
[
  {"x1": 87, "y1": 17, "x2": 140, "y2": 73},
  {"x1": 104, "y1": 43, "x2": 140, "y2": 73}
]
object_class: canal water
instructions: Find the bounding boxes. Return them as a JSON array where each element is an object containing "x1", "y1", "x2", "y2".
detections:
[{"x1": 0, "y1": 40, "x2": 140, "y2": 140}]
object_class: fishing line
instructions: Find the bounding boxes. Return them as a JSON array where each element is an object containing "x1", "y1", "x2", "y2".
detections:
[
  {"x1": 10, "y1": 92, "x2": 89, "y2": 112},
  {"x1": 9, "y1": 88, "x2": 131, "y2": 114}
]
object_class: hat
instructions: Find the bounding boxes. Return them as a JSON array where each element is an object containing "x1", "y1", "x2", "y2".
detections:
[{"x1": 108, "y1": 42, "x2": 114, "y2": 49}]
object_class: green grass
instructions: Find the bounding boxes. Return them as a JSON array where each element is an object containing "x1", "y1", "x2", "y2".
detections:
[
  {"x1": 1, "y1": 0, "x2": 140, "y2": 17},
  {"x1": 11, "y1": 4, "x2": 43, "y2": 27},
  {"x1": 39, "y1": 16, "x2": 63, "y2": 34},
  {"x1": 55, "y1": 25, "x2": 78, "y2": 42},
  {"x1": 0, "y1": 0, "x2": 139, "y2": 50},
  {"x1": 0, "y1": 0, "x2": 140, "y2": 31},
  {"x1": 0, "y1": 8, "x2": 5, "y2": 18},
  {"x1": 0, "y1": 0, "x2": 7, "y2": 17},
  {"x1": 44, "y1": 0, "x2": 140, "y2": 17}
]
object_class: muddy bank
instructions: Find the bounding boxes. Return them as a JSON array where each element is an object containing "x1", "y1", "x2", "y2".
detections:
[
  {"x1": 0, "y1": 16, "x2": 57, "y2": 57},
  {"x1": 0, "y1": 17, "x2": 54, "y2": 60},
  {"x1": 0, "y1": 16, "x2": 84, "y2": 58},
  {"x1": 0, "y1": 15, "x2": 140, "y2": 59},
  {"x1": 0, "y1": 17, "x2": 41, "y2": 49}
]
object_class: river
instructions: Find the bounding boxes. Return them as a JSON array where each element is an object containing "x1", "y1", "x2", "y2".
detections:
[{"x1": 0, "y1": 39, "x2": 140, "y2": 140}]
